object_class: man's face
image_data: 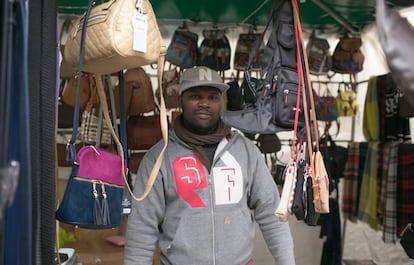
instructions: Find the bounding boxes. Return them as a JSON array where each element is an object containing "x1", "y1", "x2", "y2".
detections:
[{"x1": 181, "y1": 86, "x2": 222, "y2": 133}]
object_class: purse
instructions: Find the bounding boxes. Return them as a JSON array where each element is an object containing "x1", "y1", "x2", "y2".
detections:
[
  {"x1": 306, "y1": 31, "x2": 331, "y2": 75},
  {"x1": 400, "y1": 222, "x2": 414, "y2": 259},
  {"x1": 166, "y1": 27, "x2": 199, "y2": 69},
  {"x1": 256, "y1": 134, "x2": 281, "y2": 154},
  {"x1": 331, "y1": 35, "x2": 365, "y2": 74},
  {"x1": 124, "y1": 67, "x2": 155, "y2": 116},
  {"x1": 336, "y1": 89, "x2": 358, "y2": 116},
  {"x1": 78, "y1": 78, "x2": 112, "y2": 146},
  {"x1": 315, "y1": 95, "x2": 338, "y2": 121},
  {"x1": 156, "y1": 67, "x2": 180, "y2": 109},
  {"x1": 223, "y1": 0, "x2": 303, "y2": 134},
  {"x1": 62, "y1": 0, "x2": 162, "y2": 74},
  {"x1": 127, "y1": 114, "x2": 163, "y2": 150},
  {"x1": 61, "y1": 72, "x2": 92, "y2": 109},
  {"x1": 233, "y1": 32, "x2": 264, "y2": 71},
  {"x1": 56, "y1": 146, "x2": 126, "y2": 229}
]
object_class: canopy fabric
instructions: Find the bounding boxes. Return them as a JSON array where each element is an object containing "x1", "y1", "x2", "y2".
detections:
[{"x1": 58, "y1": 0, "x2": 383, "y2": 34}]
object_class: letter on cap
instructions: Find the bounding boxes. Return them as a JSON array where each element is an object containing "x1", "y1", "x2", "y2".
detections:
[{"x1": 199, "y1": 68, "x2": 212, "y2": 81}]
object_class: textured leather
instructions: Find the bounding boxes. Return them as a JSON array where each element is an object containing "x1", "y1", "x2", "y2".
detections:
[{"x1": 63, "y1": 0, "x2": 162, "y2": 74}]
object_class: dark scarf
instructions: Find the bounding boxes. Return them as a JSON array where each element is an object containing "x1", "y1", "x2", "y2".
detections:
[{"x1": 173, "y1": 115, "x2": 231, "y2": 169}]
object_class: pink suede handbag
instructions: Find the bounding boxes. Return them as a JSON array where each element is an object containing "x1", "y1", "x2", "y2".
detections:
[{"x1": 76, "y1": 145, "x2": 126, "y2": 186}]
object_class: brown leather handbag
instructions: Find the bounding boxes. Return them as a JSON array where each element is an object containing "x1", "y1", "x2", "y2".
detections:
[
  {"x1": 61, "y1": 72, "x2": 93, "y2": 109},
  {"x1": 114, "y1": 67, "x2": 155, "y2": 117},
  {"x1": 127, "y1": 115, "x2": 163, "y2": 150}
]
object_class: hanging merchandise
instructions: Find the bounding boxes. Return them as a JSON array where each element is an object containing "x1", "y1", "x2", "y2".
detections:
[
  {"x1": 306, "y1": 31, "x2": 332, "y2": 75},
  {"x1": 197, "y1": 28, "x2": 231, "y2": 72},
  {"x1": 222, "y1": 0, "x2": 306, "y2": 134},
  {"x1": 127, "y1": 114, "x2": 163, "y2": 151},
  {"x1": 165, "y1": 25, "x2": 199, "y2": 69},
  {"x1": 335, "y1": 83, "x2": 358, "y2": 116},
  {"x1": 61, "y1": 72, "x2": 93, "y2": 110},
  {"x1": 256, "y1": 134, "x2": 281, "y2": 154},
  {"x1": 315, "y1": 85, "x2": 338, "y2": 122},
  {"x1": 56, "y1": 146, "x2": 126, "y2": 229},
  {"x1": 376, "y1": 0, "x2": 414, "y2": 116},
  {"x1": 318, "y1": 135, "x2": 348, "y2": 189},
  {"x1": 233, "y1": 32, "x2": 264, "y2": 72},
  {"x1": 62, "y1": 0, "x2": 163, "y2": 74},
  {"x1": 400, "y1": 222, "x2": 414, "y2": 259},
  {"x1": 124, "y1": 67, "x2": 155, "y2": 116},
  {"x1": 56, "y1": 74, "x2": 128, "y2": 229},
  {"x1": 156, "y1": 66, "x2": 181, "y2": 109},
  {"x1": 225, "y1": 77, "x2": 244, "y2": 111},
  {"x1": 331, "y1": 35, "x2": 364, "y2": 74},
  {"x1": 78, "y1": 76, "x2": 112, "y2": 146}
]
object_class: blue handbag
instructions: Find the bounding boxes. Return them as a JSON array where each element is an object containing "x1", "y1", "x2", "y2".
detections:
[{"x1": 56, "y1": 163, "x2": 124, "y2": 229}]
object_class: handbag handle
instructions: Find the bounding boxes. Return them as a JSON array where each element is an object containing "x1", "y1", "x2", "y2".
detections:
[{"x1": 66, "y1": 0, "x2": 94, "y2": 162}]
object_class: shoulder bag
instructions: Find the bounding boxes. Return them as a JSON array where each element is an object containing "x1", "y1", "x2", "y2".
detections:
[{"x1": 62, "y1": 0, "x2": 163, "y2": 74}]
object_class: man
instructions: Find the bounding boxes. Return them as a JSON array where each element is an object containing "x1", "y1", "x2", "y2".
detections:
[{"x1": 124, "y1": 66, "x2": 295, "y2": 265}]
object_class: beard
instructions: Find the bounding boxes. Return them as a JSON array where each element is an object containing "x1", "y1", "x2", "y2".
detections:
[{"x1": 181, "y1": 105, "x2": 220, "y2": 134}]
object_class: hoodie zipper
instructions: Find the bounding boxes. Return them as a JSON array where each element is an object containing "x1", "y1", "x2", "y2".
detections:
[{"x1": 207, "y1": 170, "x2": 216, "y2": 265}]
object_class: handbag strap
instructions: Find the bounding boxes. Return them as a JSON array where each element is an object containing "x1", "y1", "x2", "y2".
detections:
[
  {"x1": 96, "y1": 52, "x2": 168, "y2": 202},
  {"x1": 95, "y1": 103, "x2": 104, "y2": 146},
  {"x1": 66, "y1": 0, "x2": 94, "y2": 162},
  {"x1": 104, "y1": 75, "x2": 120, "y2": 137}
]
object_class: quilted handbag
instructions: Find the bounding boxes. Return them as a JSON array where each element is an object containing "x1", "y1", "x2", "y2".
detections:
[{"x1": 62, "y1": 0, "x2": 162, "y2": 74}]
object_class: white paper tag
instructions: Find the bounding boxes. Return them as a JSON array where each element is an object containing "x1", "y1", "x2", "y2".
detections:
[{"x1": 132, "y1": 13, "x2": 148, "y2": 52}]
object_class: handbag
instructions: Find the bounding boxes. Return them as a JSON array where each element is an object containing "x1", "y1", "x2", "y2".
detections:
[
  {"x1": 61, "y1": 72, "x2": 92, "y2": 109},
  {"x1": 233, "y1": 32, "x2": 264, "y2": 71},
  {"x1": 331, "y1": 35, "x2": 365, "y2": 74},
  {"x1": 197, "y1": 28, "x2": 231, "y2": 71},
  {"x1": 336, "y1": 89, "x2": 358, "y2": 116},
  {"x1": 222, "y1": 0, "x2": 303, "y2": 134},
  {"x1": 56, "y1": 146, "x2": 126, "y2": 229},
  {"x1": 400, "y1": 222, "x2": 414, "y2": 259},
  {"x1": 306, "y1": 31, "x2": 331, "y2": 75},
  {"x1": 123, "y1": 67, "x2": 155, "y2": 116},
  {"x1": 156, "y1": 67, "x2": 180, "y2": 109},
  {"x1": 256, "y1": 134, "x2": 281, "y2": 154},
  {"x1": 315, "y1": 95, "x2": 338, "y2": 121},
  {"x1": 127, "y1": 114, "x2": 163, "y2": 150},
  {"x1": 62, "y1": 0, "x2": 163, "y2": 74},
  {"x1": 78, "y1": 79, "x2": 112, "y2": 146},
  {"x1": 166, "y1": 27, "x2": 199, "y2": 69}
]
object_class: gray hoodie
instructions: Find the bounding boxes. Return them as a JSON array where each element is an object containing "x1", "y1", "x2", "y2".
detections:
[{"x1": 124, "y1": 130, "x2": 295, "y2": 265}]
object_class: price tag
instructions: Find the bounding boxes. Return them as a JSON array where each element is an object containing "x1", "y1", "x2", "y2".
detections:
[{"x1": 132, "y1": 13, "x2": 148, "y2": 52}]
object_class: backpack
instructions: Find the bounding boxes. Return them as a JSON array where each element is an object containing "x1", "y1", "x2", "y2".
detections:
[
  {"x1": 306, "y1": 32, "x2": 331, "y2": 75},
  {"x1": 197, "y1": 29, "x2": 231, "y2": 71},
  {"x1": 222, "y1": 0, "x2": 305, "y2": 134},
  {"x1": 331, "y1": 36, "x2": 365, "y2": 74},
  {"x1": 165, "y1": 28, "x2": 199, "y2": 69},
  {"x1": 233, "y1": 33, "x2": 264, "y2": 71}
]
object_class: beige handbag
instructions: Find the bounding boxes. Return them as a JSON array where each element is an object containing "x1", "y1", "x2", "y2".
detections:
[{"x1": 62, "y1": 0, "x2": 162, "y2": 74}]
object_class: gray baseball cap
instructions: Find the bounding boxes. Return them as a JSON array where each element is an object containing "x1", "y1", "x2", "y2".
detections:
[{"x1": 179, "y1": 66, "x2": 229, "y2": 95}]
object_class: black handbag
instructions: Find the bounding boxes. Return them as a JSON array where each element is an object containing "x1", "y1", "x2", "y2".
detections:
[
  {"x1": 222, "y1": 0, "x2": 303, "y2": 134},
  {"x1": 400, "y1": 222, "x2": 414, "y2": 259}
]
